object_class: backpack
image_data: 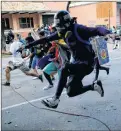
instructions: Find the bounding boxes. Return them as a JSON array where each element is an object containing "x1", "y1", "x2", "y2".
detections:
[{"x1": 73, "y1": 24, "x2": 95, "y2": 62}]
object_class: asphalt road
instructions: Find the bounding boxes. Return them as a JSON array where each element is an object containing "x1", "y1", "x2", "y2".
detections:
[{"x1": 1, "y1": 43, "x2": 121, "y2": 131}]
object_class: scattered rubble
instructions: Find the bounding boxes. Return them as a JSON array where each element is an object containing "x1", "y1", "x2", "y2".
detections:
[{"x1": 7, "y1": 122, "x2": 12, "y2": 124}]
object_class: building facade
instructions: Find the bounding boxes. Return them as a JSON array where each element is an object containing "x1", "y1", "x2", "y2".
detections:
[
  {"x1": 1, "y1": 2, "x2": 67, "y2": 37},
  {"x1": 70, "y1": 2, "x2": 121, "y2": 28},
  {"x1": 1, "y1": 2, "x2": 121, "y2": 38}
]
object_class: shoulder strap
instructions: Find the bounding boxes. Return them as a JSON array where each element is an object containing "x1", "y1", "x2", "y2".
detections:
[{"x1": 74, "y1": 24, "x2": 95, "y2": 57}]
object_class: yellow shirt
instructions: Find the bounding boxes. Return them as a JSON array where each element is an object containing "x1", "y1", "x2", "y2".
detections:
[
  {"x1": 57, "y1": 32, "x2": 67, "y2": 46},
  {"x1": 58, "y1": 39, "x2": 66, "y2": 46}
]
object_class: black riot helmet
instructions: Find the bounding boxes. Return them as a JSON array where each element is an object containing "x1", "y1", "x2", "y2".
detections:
[{"x1": 53, "y1": 10, "x2": 72, "y2": 32}]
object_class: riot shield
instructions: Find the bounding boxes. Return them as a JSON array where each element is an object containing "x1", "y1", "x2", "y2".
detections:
[{"x1": 95, "y1": 36, "x2": 109, "y2": 65}]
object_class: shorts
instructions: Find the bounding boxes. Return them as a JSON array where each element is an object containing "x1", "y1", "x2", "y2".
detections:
[
  {"x1": 7, "y1": 61, "x2": 30, "y2": 72},
  {"x1": 43, "y1": 62, "x2": 61, "y2": 77},
  {"x1": 37, "y1": 54, "x2": 51, "y2": 69},
  {"x1": 31, "y1": 56, "x2": 40, "y2": 69}
]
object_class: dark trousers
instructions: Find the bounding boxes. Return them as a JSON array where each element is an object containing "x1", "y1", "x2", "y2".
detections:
[
  {"x1": 29, "y1": 56, "x2": 34, "y2": 68},
  {"x1": 55, "y1": 63, "x2": 93, "y2": 98},
  {"x1": 43, "y1": 72, "x2": 53, "y2": 85},
  {"x1": 94, "y1": 57, "x2": 108, "y2": 81}
]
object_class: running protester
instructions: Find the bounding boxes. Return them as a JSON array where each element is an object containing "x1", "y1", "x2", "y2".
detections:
[
  {"x1": 2, "y1": 35, "x2": 43, "y2": 86},
  {"x1": 42, "y1": 41, "x2": 61, "y2": 90},
  {"x1": 5, "y1": 30, "x2": 14, "y2": 44},
  {"x1": 42, "y1": 26, "x2": 70, "y2": 90},
  {"x1": 28, "y1": 30, "x2": 49, "y2": 80},
  {"x1": 18, "y1": 10, "x2": 111, "y2": 109},
  {"x1": 113, "y1": 33, "x2": 120, "y2": 49}
]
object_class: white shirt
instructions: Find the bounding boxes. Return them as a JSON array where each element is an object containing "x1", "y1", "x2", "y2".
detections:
[
  {"x1": 9, "y1": 40, "x2": 24, "y2": 65},
  {"x1": 112, "y1": 28, "x2": 116, "y2": 34}
]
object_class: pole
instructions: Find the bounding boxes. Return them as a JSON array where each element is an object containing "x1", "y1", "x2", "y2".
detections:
[
  {"x1": 66, "y1": 1, "x2": 71, "y2": 12},
  {"x1": 109, "y1": 9, "x2": 110, "y2": 29}
]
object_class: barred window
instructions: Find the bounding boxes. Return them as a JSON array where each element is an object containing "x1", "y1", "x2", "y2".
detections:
[{"x1": 19, "y1": 17, "x2": 34, "y2": 28}]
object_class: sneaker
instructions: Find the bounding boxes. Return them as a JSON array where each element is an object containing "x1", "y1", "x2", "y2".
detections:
[
  {"x1": 113, "y1": 47, "x2": 117, "y2": 50},
  {"x1": 43, "y1": 84, "x2": 53, "y2": 90},
  {"x1": 38, "y1": 75, "x2": 43, "y2": 82},
  {"x1": 3, "y1": 82, "x2": 10, "y2": 86},
  {"x1": 41, "y1": 97, "x2": 60, "y2": 109},
  {"x1": 32, "y1": 77, "x2": 38, "y2": 80},
  {"x1": 93, "y1": 80, "x2": 104, "y2": 97}
]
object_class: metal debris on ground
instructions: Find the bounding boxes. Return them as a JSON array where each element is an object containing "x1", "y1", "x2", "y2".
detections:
[
  {"x1": 67, "y1": 120, "x2": 71, "y2": 122},
  {"x1": 7, "y1": 122, "x2": 12, "y2": 124}
]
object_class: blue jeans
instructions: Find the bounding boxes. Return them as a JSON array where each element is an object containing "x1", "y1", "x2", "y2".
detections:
[{"x1": 31, "y1": 56, "x2": 40, "y2": 69}]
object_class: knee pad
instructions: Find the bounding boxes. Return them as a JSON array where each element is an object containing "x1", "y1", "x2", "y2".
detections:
[
  {"x1": 66, "y1": 81, "x2": 77, "y2": 97},
  {"x1": 67, "y1": 86, "x2": 79, "y2": 97},
  {"x1": 67, "y1": 86, "x2": 83, "y2": 97},
  {"x1": 66, "y1": 78, "x2": 83, "y2": 97}
]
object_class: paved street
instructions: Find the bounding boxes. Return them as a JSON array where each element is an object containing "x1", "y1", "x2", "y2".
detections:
[{"x1": 1, "y1": 43, "x2": 121, "y2": 131}]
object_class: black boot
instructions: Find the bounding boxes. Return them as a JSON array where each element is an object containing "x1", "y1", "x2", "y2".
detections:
[
  {"x1": 38, "y1": 75, "x2": 43, "y2": 82},
  {"x1": 106, "y1": 68, "x2": 110, "y2": 75},
  {"x1": 3, "y1": 82, "x2": 10, "y2": 86}
]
